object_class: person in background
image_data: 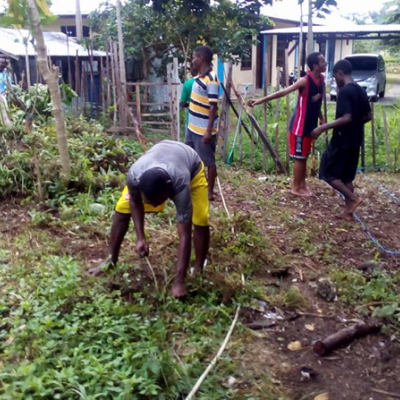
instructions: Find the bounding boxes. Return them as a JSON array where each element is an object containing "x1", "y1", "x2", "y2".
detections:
[
  {"x1": 0, "y1": 59, "x2": 12, "y2": 95},
  {"x1": 180, "y1": 66, "x2": 199, "y2": 130},
  {"x1": 249, "y1": 52, "x2": 327, "y2": 197},
  {"x1": 186, "y1": 46, "x2": 219, "y2": 201},
  {"x1": 312, "y1": 59, "x2": 371, "y2": 220}
]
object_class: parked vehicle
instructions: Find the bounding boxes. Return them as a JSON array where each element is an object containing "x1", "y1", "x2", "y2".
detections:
[{"x1": 330, "y1": 54, "x2": 386, "y2": 102}]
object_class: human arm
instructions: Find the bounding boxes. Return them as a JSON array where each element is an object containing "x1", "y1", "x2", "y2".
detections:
[
  {"x1": 364, "y1": 112, "x2": 372, "y2": 124},
  {"x1": 203, "y1": 77, "x2": 219, "y2": 144},
  {"x1": 311, "y1": 114, "x2": 352, "y2": 139},
  {"x1": 319, "y1": 110, "x2": 326, "y2": 125},
  {"x1": 248, "y1": 77, "x2": 307, "y2": 107},
  {"x1": 180, "y1": 80, "x2": 191, "y2": 109},
  {"x1": 176, "y1": 220, "x2": 192, "y2": 278},
  {"x1": 203, "y1": 103, "x2": 218, "y2": 144},
  {"x1": 129, "y1": 191, "x2": 149, "y2": 257}
]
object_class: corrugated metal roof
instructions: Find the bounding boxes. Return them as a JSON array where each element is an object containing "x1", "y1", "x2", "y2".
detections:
[
  {"x1": 262, "y1": 24, "x2": 400, "y2": 35},
  {"x1": 0, "y1": 28, "x2": 106, "y2": 58}
]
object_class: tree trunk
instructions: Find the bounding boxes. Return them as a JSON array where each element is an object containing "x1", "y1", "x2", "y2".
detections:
[
  {"x1": 116, "y1": 0, "x2": 127, "y2": 127},
  {"x1": 298, "y1": 1, "x2": 304, "y2": 75},
  {"x1": 75, "y1": 0, "x2": 83, "y2": 41},
  {"x1": 307, "y1": 0, "x2": 314, "y2": 56},
  {"x1": 27, "y1": 0, "x2": 71, "y2": 180},
  {"x1": 24, "y1": 40, "x2": 31, "y2": 89}
]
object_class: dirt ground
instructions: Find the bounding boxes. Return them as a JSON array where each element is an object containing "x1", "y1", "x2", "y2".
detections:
[{"x1": 1, "y1": 171, "x2": 400, "y2": 400}]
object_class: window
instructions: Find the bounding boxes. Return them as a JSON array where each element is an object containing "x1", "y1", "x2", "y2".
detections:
[{"x1": 61, "y1": 25, "x2": 90, "y2": 38}]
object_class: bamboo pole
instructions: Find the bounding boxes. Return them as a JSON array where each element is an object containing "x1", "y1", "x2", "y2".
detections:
[{"x1": 113, "y1": 41, "x2": 123, "y2": 126}]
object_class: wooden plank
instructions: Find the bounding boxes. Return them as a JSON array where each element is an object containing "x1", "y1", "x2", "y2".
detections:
[
  {"x1": 141, "y1": 120, "x2": 172, "y2": 125},
  {"x1": 142, "y1": 128, "x2": 170, "y2": 134},
  {"x1": 141, "y1": 113, "x2": 170, "y2": 117},
  {"x1": 126, "y1": 81, "x2": 181, "y2": 86}
]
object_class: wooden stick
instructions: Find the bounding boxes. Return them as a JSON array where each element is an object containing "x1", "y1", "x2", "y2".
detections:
[
  {"x1": 371, "y1": 102, "x2": 376, "y2": 167},
  {"x1": 284, "y1": 49, "x2": 291, "y2": 173},
  {"x1": 219, "y1": 61, "x2": 233, "y2": 159},
  {"x1": 184, "y1": 306, "x2": 241, "y2": 400},
  {"x1": 250, "y1": 125, "x2": 255, "y2": 169},
  {"x1": 371, "y1": 388, "x2": 400, "y2": 399},
  {"x1": 382, "y1": 108, "x2": 391, "y2": 167},
  {"x1": 274, "y1": 67, "x2": 281, "y2": 157},
  {"x1": 231, "y1": 81, "x2": 287, "y2": 174},
  {"x1": 135, "y1": 83, "x2": 141, "y2": 127},
  {"x1": 313, "y1": 321, "x2": 381, "y2": 356}
]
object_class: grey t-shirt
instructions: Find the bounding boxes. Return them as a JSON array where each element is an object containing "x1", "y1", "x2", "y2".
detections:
[{"x1": 126, "y1": 140, "x2": 202, "y2": 223}]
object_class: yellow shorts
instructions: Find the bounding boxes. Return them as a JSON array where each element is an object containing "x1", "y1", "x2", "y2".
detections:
[{"x1": 115, "y1": 163, "x2": 209, "y2": 226}]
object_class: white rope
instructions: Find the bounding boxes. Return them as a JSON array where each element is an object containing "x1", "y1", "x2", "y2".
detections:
[{"x1": 184, "y1": 305, "x2": 241, "y2": 400}]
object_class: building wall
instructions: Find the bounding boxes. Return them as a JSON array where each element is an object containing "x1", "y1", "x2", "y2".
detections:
[{"x1": 44, "y1": 16, "x2": 90, "y2": 33}]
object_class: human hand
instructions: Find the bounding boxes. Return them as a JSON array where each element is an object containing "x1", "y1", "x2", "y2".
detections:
[
  {"x1": 248, "y1": 99, "x2": 258, "y2": 107},
  {"x1": 311, "y1": 127, "x2": 323, "y2": 139},
  {"x1": 203, "y1": 132, "x2": 212, "y2": 144},
  {"x1": 136, "y1": 239, "x2": 149, "y2": 258}
]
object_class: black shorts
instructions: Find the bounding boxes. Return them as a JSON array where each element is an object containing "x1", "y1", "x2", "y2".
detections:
[
  {"x1": 185, "y1": 129, "x2": 217, "y2": 167},
  {"x1": 319, "y1": 144, "x2": 360, "y2": 183}
]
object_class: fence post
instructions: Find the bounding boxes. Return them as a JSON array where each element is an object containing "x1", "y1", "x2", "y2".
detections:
[
  {"x1": 219, "y1": 61, "x2": 233, "y2": 160},
  {"x1": 371, "y1": 102, "x2": 376, "y2": 168},
  {"x1": 382, "y1": 108, "x2": 391, "y2": 167},
  {"x1": 274, "y1": 67, "x2": 281, "y2": 157},
  {"x1": 135, "y1": 83, "x2": 141, "y2": 128},
  {"x1": 284, "y1": 49, "x2": 291, "y2": 173}
]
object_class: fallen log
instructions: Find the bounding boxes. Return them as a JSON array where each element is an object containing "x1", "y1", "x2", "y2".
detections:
[{"x1": 313, "y1": 321, "x2": 382, "y2": 356}]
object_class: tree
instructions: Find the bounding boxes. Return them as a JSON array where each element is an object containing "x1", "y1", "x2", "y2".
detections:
[
  {"x1": 1, "y1": 0, "x2": 71, "y2": 180},
  {"x1": 307, "y1": 0, "x2": 338, "y2": 56},
  {"x1": 90, "y1": 0, "x2": 272, "y2": 82},
  {"x1": 75, "y1": 0, "x2": 83, "y2": 41}
]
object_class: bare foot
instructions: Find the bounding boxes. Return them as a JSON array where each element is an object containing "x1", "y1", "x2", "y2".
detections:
[
  {"x1": 335, "y1": 212, "x2": 354, "y2": 222},
  {"x1": 193, "y1": 264, "x2": 203, "y2": 275},
  {"x1": 291, "y1": 188, "x2": 312, "y2": 197},
  {"x1": 302, "y1": 187, "x2": 313, "y2": 197},
  {"x1": 347, "y1": 197, "x2": 363, "y2": 214},
  {"x1": 88, "y1": 258, "x2": 115, "y2": 276},
  {"x1": 171, "y1": 280, "x2": 188, "y2": 299}
]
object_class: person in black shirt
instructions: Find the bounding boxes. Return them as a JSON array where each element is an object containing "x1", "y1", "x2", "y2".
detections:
[{"x1": 312, "y1": 59, "x2": 372, "y2": 220}]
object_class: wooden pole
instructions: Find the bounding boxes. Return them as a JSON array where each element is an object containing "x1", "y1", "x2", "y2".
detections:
[
  {"x1": 382, "y1": 108, "x2": 391, "y2": 167},
  {"x1": 250, "y1": 125, "x2": 255, "y2": 169},
  {"x1": 274, "y1": 67, "x2": 281, "y2": 157},
  {"x1": 87, "y1": 46, "x2": 95, "y2": 118},
  {"x1": 219, "y1": 61, "x2": 233, "y2": 159},
  {"x1": 135, "y1": 83, "x2": 141, "y2": 127},
  {"x1": 284, "y1": 49, "x2": 291, "y2": 173},
  {"x1": 113, "y1": 41, "x2": 124, "y2": 126},
  {"x1": 263, "y1": 43, "x2": 268, "y2": 170},
  {"x1": 74, "y1": 50, "x2": 80, "y2": 115},
  {"x1": 75, "y1": 0, "x2": 83, "y2": 41},
  {"x1": 323, "y1": 83, "x2": 329, "y2": 148},
  {"x1": 116, "y1": 0, "x2": 128, "y2": 127},
  {"x1": 371, "y1": 102, "x2": 376, "y2": 168},
  {"x1": 66, "y1": 35, "x2": 72, "y2": 88},
  {"x1": 109, "y1": 39, "x2": 117, "y2": 125},
  {"x1": 167, "y1": 63, "x2": 176, "y2": 140}
]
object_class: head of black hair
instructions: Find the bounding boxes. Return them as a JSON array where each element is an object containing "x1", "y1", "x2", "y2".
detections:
[
  {"x1": 194, "y1": 46, "x2": 213, "y2": 64},
  {"x1": 333, "y1": 59, "x2": 352, "y2": 75},
  {"x1": 138, "y1": 168, "x2": 171, "y2": 205},
  {"x1": 307, "y1": 52, "x2": 322, "y2": 70}
]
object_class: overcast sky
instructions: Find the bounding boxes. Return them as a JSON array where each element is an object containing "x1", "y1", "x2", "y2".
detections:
[{"x1": 0, "y1": 0, "x2": 390, "y2": 21}]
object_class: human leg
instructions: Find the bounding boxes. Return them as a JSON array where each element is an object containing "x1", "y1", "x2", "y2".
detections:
[{"x1": 190, "y1": 164, "x2": 210, "y2": 273}]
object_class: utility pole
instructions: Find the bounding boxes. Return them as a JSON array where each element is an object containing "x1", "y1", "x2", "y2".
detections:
[{"x1": 75, "y1": 0, "x2": 83, "y2": 41}]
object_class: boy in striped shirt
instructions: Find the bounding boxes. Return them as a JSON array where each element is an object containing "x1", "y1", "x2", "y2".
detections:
[{"x1": 186, "y1": 46, "x2": 219, "y2": 200}]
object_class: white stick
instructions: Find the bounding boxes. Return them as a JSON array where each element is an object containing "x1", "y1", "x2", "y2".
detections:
[
  {"x1": 184, "y1": 306, "x2": 241, "y2": 400},
  {"x1": 217, "y1": 177, "x2": 231, "y2": 218}
]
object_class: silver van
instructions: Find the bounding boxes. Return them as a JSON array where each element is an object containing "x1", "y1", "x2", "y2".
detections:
[{"x1": 330, "y1": 54, "x2": 386, "y2": 102}]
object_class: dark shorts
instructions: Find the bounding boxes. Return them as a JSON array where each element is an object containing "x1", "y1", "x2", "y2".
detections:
[
  {"x1": 185, "y1": 129, "x2": 217, "y2": 167},
  {"x1": 319, "y1": 144, "x2": 360, "y2": 183},
  {"x1": 289, "y1": 134, "x2": 313, "y2": 160}
]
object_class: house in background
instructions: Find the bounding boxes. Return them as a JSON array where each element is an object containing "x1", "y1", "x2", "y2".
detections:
[
  {"x1": 45, "y1": 10, "x2": 91, "y2": 38},
  {"x1": 216, "y1": 15, "x2": 355, "y2": 96}
]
